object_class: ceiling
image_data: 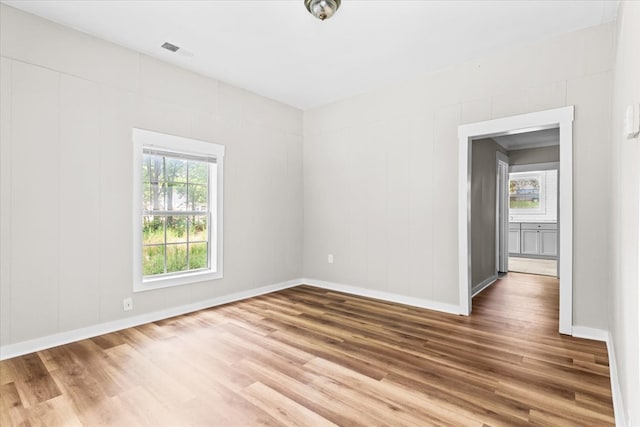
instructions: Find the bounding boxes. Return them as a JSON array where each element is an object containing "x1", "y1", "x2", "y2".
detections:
[
  {"x1": 3, "y1": 0, "x2": 619, "y2": 110},
  {"x1": 492, "y1": 128, "x2": 559, "y2": 151}
]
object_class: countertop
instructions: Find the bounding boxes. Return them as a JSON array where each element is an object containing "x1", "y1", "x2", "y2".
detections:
[{"x1": 510, "y1": 220, "x2": 557, "y2": 224}]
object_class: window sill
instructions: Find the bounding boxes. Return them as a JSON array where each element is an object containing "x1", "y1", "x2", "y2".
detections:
[{"x1": 134, "y1": 270, "x2": 222, "y2": 293}]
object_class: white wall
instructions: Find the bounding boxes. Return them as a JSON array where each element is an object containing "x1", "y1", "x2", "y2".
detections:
[
  {"x1": 0, "y1": 4, "x2": 303, "y2": 348},
  {"x1": 609, "y1": 2, "x2": 640, "y2": 425},
  {"x1": 0, "y1": 2, "x2": 626, "y2": 368},
  {"x1": 303, "y1": 22, "x2": 614, "y2": 328}
]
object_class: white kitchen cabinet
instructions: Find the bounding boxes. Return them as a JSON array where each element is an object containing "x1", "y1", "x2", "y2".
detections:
[
  {"x1": 508, "y1": 223, "x2": 521, "y2": 254},
  {"x1": 521, "y1": 230, "x2": 540, "y2": 254},
  {"x1": 509, "y1": 222, "x2": 557, "y2": 258},
  {"x1": 540, "y1": 230, "x2": 558, "y2": 256}
]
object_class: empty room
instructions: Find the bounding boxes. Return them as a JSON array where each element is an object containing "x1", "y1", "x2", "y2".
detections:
[{"x1": 0, "y1": 1, "x2": 638, "y2": 426}]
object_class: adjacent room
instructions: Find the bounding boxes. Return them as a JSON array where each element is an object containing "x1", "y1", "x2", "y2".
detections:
[{"x1": 0, "y1": 1, "x2": 638, "y2": 426}]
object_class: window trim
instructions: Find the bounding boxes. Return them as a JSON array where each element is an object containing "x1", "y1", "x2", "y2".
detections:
[{"x1": 132, "y1": 128, "x2": 225, "y2": 292}]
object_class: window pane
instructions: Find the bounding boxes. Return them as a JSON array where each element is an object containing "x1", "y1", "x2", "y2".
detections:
[
  {"x1": 189, "y1": 215, "x2": 208, "y2": 242},
  {"x1": 167, "y1": 183, "x2": 187, "y2": 211},
  {"x1": 189, "y1": 242, "x2": 208, "y2": 269},
  {"x1": 142, "y1": 182, "x2": 152, "y2": 211},
  {"x1": 166, "y1": 157, "x2": 187, "y2": 183},
  {"x1": 142, "y1": 156, "x2": 150, "y2": 183},
  {"x1": 144, "y1": 154, "x2": 165, "y2": 211},
  {"x1": 143, "y1": 216, "x2": 165, "y2": 245},
  {"x1": 166, "y1": 216, "x2": 187, "y2": 243},
  {"x1": 143, "y1": 245, "x2": 165, "y2": 276},
  {"x1": 510, "y1": 177, "x2": 541, "y2": 209},
  {"x1": 188, "y1": 184, "x2": 208, "y2": 211},
  {"x1": 144, "y1": 154, "x2": 164, "y2": 182},
  {"x1": 148, "y1": 182, "x2": 166, "y2": 211},
  {"x1": 188, "y1": 161, "x2": 208, "y2": 185},
  {"x1": 166, "y1": 244, "x2": 188, "y2": 273}
]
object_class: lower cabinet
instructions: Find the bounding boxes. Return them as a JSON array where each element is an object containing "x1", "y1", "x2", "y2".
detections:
[
  {"x1": 521, "y1": 229, "x2": 540, "y2": 254},
  {"x1": 508, "y1": 225, "x2": 521, "y2": 254},
  {"x1": 540, "y1": 230, "x2": 558, "y2": 256},
  {"x1": 509, "y1": 223, "x2": 557, "y2": 257}
]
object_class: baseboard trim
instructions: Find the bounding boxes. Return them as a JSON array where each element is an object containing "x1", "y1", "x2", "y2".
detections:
[
  {"x1": 471, "y1": 274, "x2": 498, "y2": 298},
  {"x1": 0, "y1": 277, "x2": 463, "y2": 360},
  {"x1": 301, "y1": 278, "x2": 462, "y2": 315},
  {"x1": 571, "y1": 326, "x2": 626, "y2": 426},
  {"x1": 0, "y1": 278, "x2": 302, "y2": 361},
  {"x1": 571, "y1": 325, "x2": 608, "y2": 342},
  {"x1": 606, "y1": 332, "x2": 627, "y2": 427},
  {"x1": 1, "y1": 277, "x2": 625, "y2": 425}
]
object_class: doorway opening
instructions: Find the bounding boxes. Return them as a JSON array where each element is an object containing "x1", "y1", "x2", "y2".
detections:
[
  {"x1": 458, "y1": 106, "x2": 574, "y2": 335},
  {"x1": 493, "y1": 129, "x2": 560, "y2": 279},
  {"x1": 506, "y1": 165, "x2": 559, "y2": 277}
]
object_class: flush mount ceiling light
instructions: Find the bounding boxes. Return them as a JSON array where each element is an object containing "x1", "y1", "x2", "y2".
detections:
[{"x1": 304, "y1": 0, "x2": 341, "y2": 21}]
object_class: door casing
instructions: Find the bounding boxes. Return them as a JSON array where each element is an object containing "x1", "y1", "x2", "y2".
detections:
[
  {"x1": 496, "y1": 152, "x2": 510, "y2": 274},
  {"x1": 458, "y1": 106, "x2": 574, "y2": 335}
]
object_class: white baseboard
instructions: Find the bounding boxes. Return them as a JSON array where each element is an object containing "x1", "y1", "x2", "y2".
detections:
[
  {"x1": 0, "y1": 278, "x2": 302, "y2": 361},
  {"x1": 606, "y1": 332, "x2": 627, "y2": 427},
  {"x1": 471, "y1": 274, "x2": 498, "y2": 297},
  {"x1": 571, "y1": 326, "x2": 626, "y2": 426},
  {"x1": 571, "y1": 325, "x2": 608, "y2": 342},
  {"x1": 0, "y1": 277, "x2": 463, "y2": 360},
  {"x1": 301, "y1": 278, "x2": 462, "y2": 315},
  {"x1": 1, "y1": 276, "x2": 626, "y2": 426}
]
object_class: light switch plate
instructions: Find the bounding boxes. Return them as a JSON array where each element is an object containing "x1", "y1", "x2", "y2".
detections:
[{"x1": 624, "y1": 103, "x2": 640, "y2": 139}]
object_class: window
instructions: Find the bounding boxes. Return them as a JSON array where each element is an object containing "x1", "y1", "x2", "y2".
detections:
[
  {"x1": 133, "y1": 129, "x2": 225, "y2": 292},
  {"x1": 509, "y1": 171, "x2": 545, "y2": 213}
]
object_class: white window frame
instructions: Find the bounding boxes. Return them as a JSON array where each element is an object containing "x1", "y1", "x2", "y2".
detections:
[{"x1": 132, "y1": 128, "x2": 225, "y2": 292}]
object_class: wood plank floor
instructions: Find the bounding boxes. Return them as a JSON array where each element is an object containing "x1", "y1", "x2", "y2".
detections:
[
  {"x1": 508, "y1": 257, "x2": 557, "y2": 277},
  {"x1": 0, "y1": 273, "x2": 614, "y2": 426}
]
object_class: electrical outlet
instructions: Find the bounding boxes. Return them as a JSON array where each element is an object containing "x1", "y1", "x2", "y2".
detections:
[
  {"x1": 328, "y1": 254, "x2": 334, "y2": 264},
  {"x1": 123, "y1": 297, "x2": 133, "y2": 311}
]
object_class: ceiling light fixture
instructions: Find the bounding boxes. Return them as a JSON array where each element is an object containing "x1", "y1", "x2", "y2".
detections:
[{"x1": 304, "y1": 0, "x2": 341, "y2": 21}]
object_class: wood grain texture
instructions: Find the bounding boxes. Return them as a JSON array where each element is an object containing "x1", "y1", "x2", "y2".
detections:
[{"x1": 0, "y1": 273, "x2": 614, "y2": 426}]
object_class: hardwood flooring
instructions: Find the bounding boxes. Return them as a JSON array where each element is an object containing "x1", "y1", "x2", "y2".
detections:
[
  {"x1": 508, "y1": 257, "x2": 557, "y2": 277},
  {"x1": 0, "y1": 273, "x2": 614, "y2": 426}
]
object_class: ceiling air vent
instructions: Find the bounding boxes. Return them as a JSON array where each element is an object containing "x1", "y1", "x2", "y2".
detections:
[{"x1": 161, "y1": 42, "x2": 180, "y2": 52}]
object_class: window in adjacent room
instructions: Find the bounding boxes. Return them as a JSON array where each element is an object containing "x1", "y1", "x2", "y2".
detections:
[
  {"x1": 509, "y1": 171, "x2": 545, "y2": 213},
  {"x1": 132, "y1": 128, "x2": 225, "y2": 292}
]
